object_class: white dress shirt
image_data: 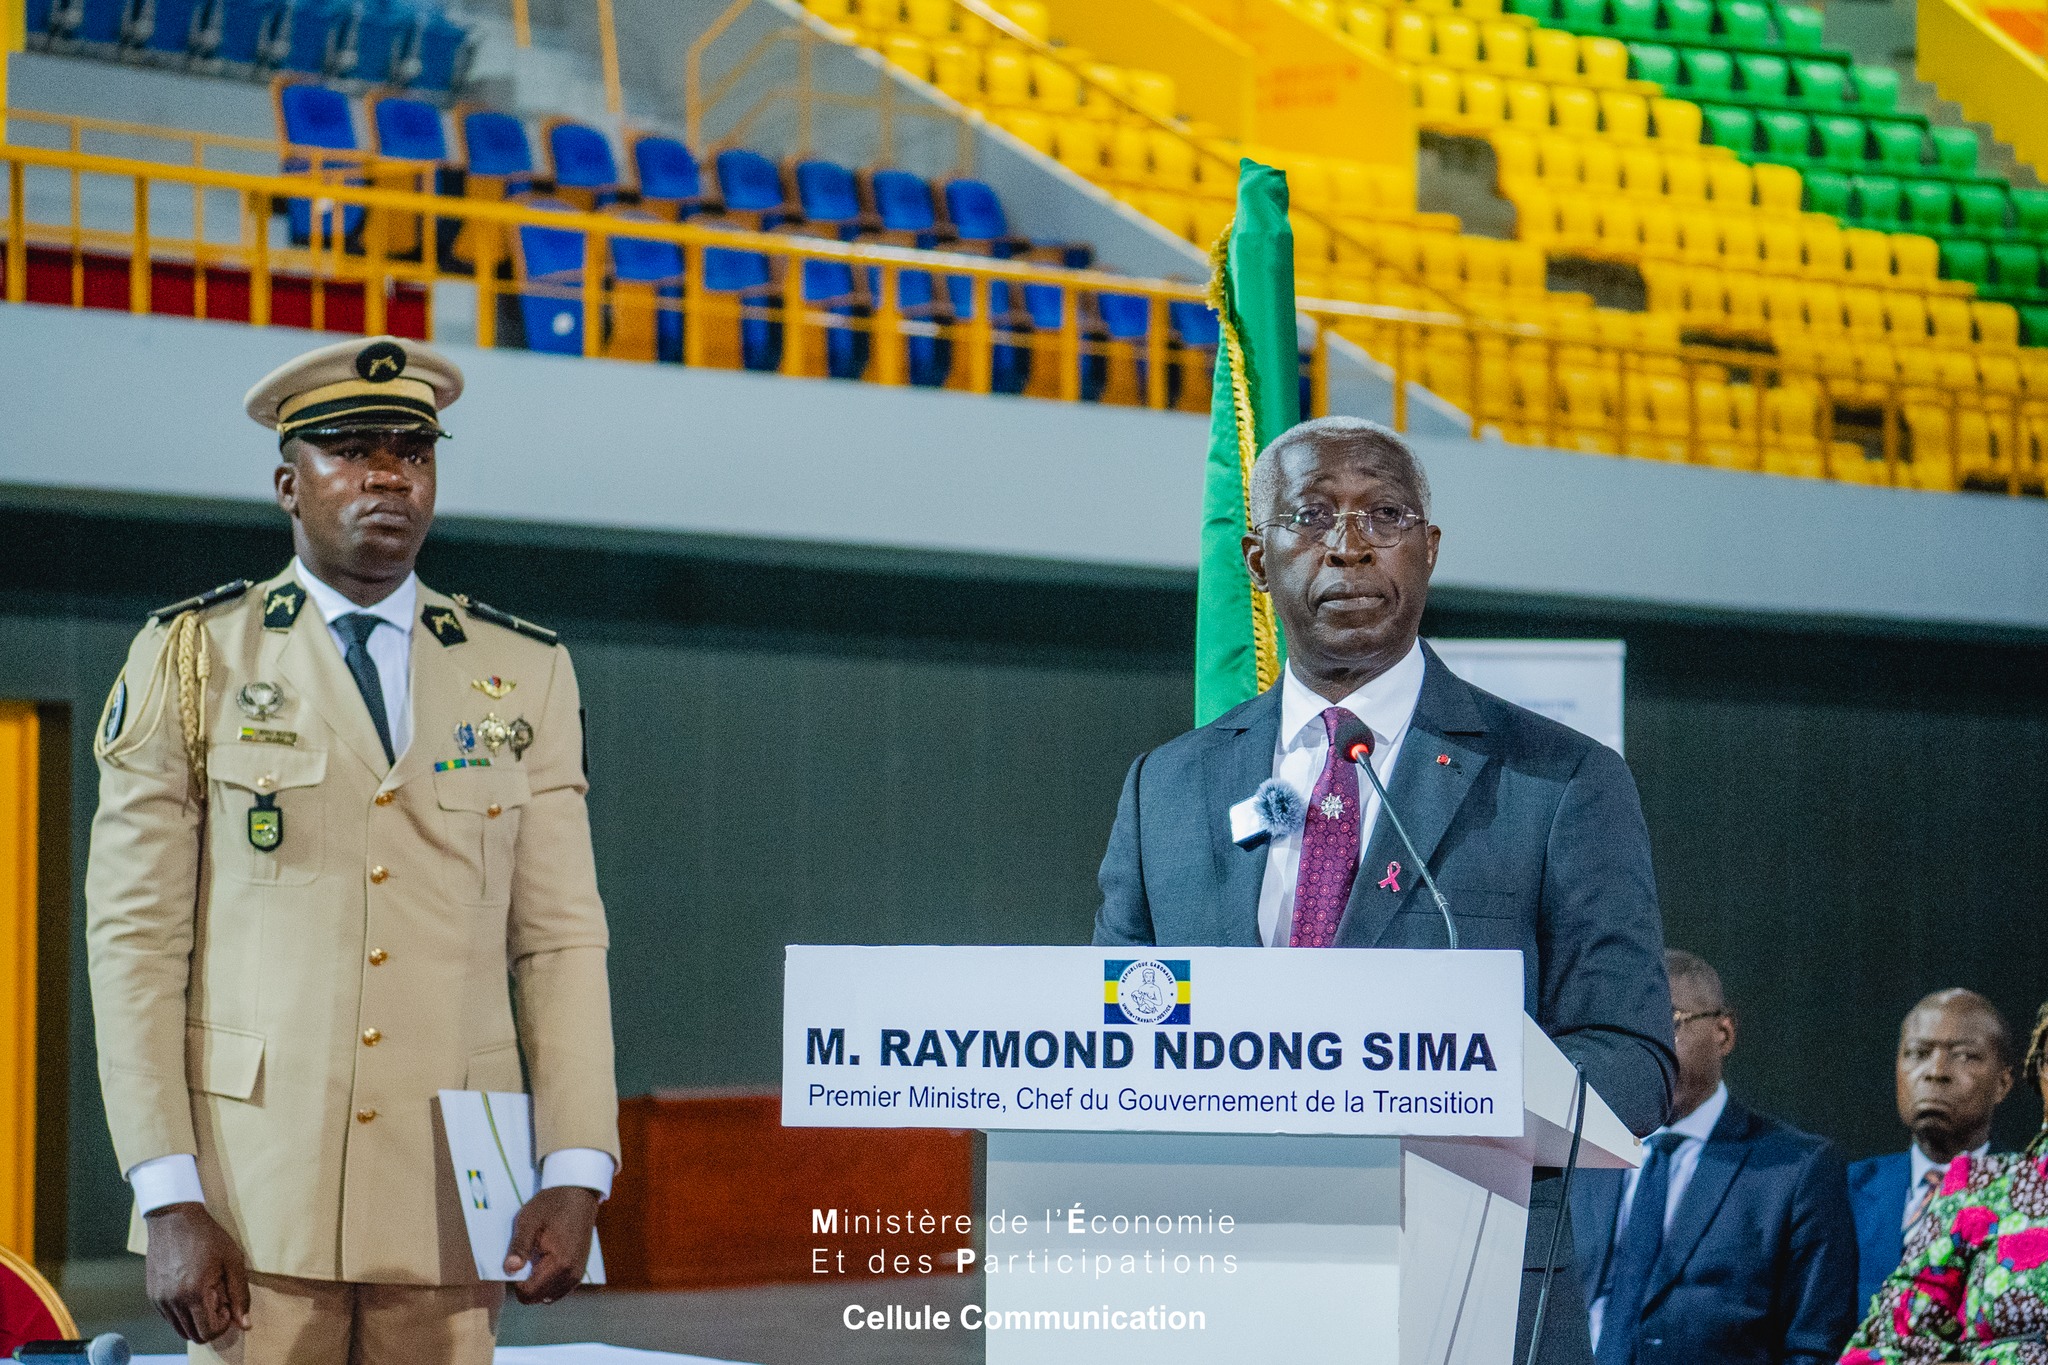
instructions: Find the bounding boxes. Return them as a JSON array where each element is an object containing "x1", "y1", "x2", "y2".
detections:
[
  {"x1": 1587, "y1": 1080, "x2": 1731, "y2": 1351},
  {"x1": 128, "y1": 561, "x2": 614, "y2": 1212},
  {"x1": 1907, "y1": 1139, "x2": 1989, "y2": 1228},
  {"x1": 1255, "y1": 640, "x2": 1428, "y2": 948}
]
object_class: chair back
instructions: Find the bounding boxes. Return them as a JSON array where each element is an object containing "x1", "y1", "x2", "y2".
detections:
[{"x1": 0, "y1": 1244, "x2": 78, "y2": 1356}]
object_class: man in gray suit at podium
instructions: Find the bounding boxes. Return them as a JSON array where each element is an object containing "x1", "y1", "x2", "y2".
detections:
[{"x1": 1094, "y1": 416, "x2": 1678, "y2": 1365}]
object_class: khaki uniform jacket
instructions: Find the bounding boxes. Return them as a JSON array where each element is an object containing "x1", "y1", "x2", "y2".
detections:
[{"x1": 85, "y1": 566, "x2": 619, "y2": 1285}]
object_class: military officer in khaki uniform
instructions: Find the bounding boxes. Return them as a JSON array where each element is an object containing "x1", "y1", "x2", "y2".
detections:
[{"x1": 85, "y1": 336, "x2": 620, "y2": 1363}]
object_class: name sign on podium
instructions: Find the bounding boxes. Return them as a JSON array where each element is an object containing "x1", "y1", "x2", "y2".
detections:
[{"x1": 782, "y1": 946, "x2": 1524, "y2": 1137}]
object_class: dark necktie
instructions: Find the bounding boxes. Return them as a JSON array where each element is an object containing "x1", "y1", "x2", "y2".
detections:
[
  {"x1": 333, "y1": 612, "x2": 395, "y2": 766},
  {"x1": 1595, "y1": 1130, "x2": 1686, "y2": 1365}
]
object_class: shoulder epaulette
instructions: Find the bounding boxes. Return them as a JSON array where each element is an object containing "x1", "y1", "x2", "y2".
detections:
[
  {"x1": 451, "y1": 593, "x2": 560, "y2": 646},
  {"x1": 146, "y1": 578, "x2": 252, "y2": 626}
]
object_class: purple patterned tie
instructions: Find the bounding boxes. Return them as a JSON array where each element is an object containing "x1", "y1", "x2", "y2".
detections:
[{"x1": 1290, "y1": 707, "x2": 1364, "y2": 948}]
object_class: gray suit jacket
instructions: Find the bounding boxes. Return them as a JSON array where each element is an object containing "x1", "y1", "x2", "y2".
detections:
[{"x1": 1093, "y1": 644, "x2": 1678, "y2": 1287}]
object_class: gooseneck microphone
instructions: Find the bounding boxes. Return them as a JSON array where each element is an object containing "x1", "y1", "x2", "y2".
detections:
[
  {"x1": 14, "y1": 1335, "x2": 130, "y2": 1365},
  {"x1": 1329, "y1": 715, "x2": 1458, "y2": 950}
]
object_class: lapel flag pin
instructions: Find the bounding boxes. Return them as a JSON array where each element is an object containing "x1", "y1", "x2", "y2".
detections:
[{"x1": 1436, "y1": 754, "x2": 1450, "y2": 765}]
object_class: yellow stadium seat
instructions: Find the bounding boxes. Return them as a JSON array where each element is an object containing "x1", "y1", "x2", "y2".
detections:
[
  {"x1": 1936, "y1": 351, "x2": 1980, "y2": 392},
  {"x1": 1681, "y1": 266, "x2": 1724, "y2": 320},
  {"x1": 1131, "y1": 189, "x2": 1195, "y2": 239},
  {"x1": 1678, "y1": 216, "x2": 1720, "y2": 264},
  {"x1": 1464, "y1": 0, "x2": 1505, "y2": 17},
  {"x1": 1759, "y1": 219, "x2": 1803, "y2": 273},
  {"x1": 984, "y1": 48, "x2": 1031, "y2": 105},
  {"x1": 1463, "y1": 73, "x2": 1507, "y2": 123},
  {"x1": 1844, "y1": 229, "x2": 1893, "y2": 283},
  {"x1": 1619, "y1": 146, "x2": 1663, "y2": 195},
  {"x1": 1493, "y1": 129, "x2": 1538, "y2": 183},
  {"x1": 1105, "y1": 125, "x2": 1149, "y2": 182},
  {"x1": 1761, "y1": 277, "x2": 1806, "y2": 331},
  {"x1": 1537, "y1": 134, "x2": 1581, "y2": 184},
  {"x1": 1514, "y1": 186, "x2": 1558, "y2": 241},
  {"x1": 1721, "y1": 215, "x2": 1760, "y2": 269},
  {"x1": 1393, "y1": 10, "x2": 1434, "y2": 60},
  {"x1": 1598, "y1": 198, "x2": 1641, "y2": 249},
  {"x1": 1581, "y1": 140, "x2": 1621, "y2": 192},
  {"x1": 1886, "y1": 292, "x2": 1930, "y2": 345},
  {"x1": 1581, "y1": 37, "x2": 1629, "y2": 86},
  {"x1": 1482, "y1": 21, "x2": 1529, "y2": 73},
  {"x1": 1664, "y1": 155, "x2": 1706, "y2": 202},
  {"x1": 1753, "y1": 163, "x2": 1802, "y2": 215},
  {"x1": 1149, "y1": 131, "x2": 1198, "y2": 188},
  {"x1": 1417, "y1": 67, "x2": 1464, "y2": 119},
  {"x1": 1903, "y1": 405, "x2": 1955, "y2": 488},
  {"x1": 1081, "y1": 61, "x2": 1124, "y2": 104},
  {"x1": 1553, "y1": 87, "x2": 1599, "y2": 135},
  {"x1": 1892, "y1": 234, "x2": 1940, "y2": 282},
  {"x1": 1331, "y1": 161, "x2": 1380, "y2": 213},
  {"x1": 1504, "y1": 241, "x2": 1546, "y2": 290},
  {"x1": 805, "y1": 0, "x2": 860, "y2": 27},
  {"x1": 1981, "y1": 352, "x2": 2022, "y2": 393},
  {"x1": 1531, "y1": 28, "x2": 1579, "y2": 80},
  {"x1": 1284, "y1": 155, "x2": 1336, "y2": 209},
  {"x1": 2023, "y1": 351, "x2": 2048, "y2": 396},
  {"x1": 1974, "y1": 300, "x2": 2021, "y2": 347},
  {"x1": 1421, "y1": 231, "x2": 1465, "y2": 285},
  {"x1": 1725, "y1": 272, "x2": 1765, "y2": 329},
  {"x1": 1706, "y1": 160, "x2": 1752, "y2": 211},
  {"x1": 1192, "y1": 196, "x2": 1234, "y2": 247},
  {"x1": 1373, "y1": 224, "x2": 1423, "y2": 277},
  {"x1": 930, "y1": 41, "x2": 982, "y2": 101},
  {"x1": 883, "y1": 32, "x2": 933, "y2": 80},
  {"x1": 1125, "y1": 70, "x2": 1178, "y2": 120},
  {"x1": 996, "y1": 0, "x2": 1052, "y2": 42},
  {"x1": 1639, "y1": 262, "x2": 1685, "y2": 312},
  {"x1": 1804, "y1": 283, "x2": 1845, "y2": 334},
  {"x1": 996, "y1": 108, "x2": 1056, "y2": 154},
  {"x1": 1461, "y1": 237, "x2": 1504, "y2": 290},
  {"x1": 1801, "y1": 220, "x2": 1845, "y2": 276},
  {"x1": 1507, "y1": 81, "x2": 1551, "y2": 126},
  {"x1": 1345, "y1": 4, "x2": 1390, "y2": 48},
  {"x1": 1843, "y1": 286, "x2": 1886, "y2": 339},
  {"x1": 1295, "y1": 217, "x2": 1335, "y2": 270},
  {"x1": 1438, "y1": 15, "x2": 1481, "y2": 64},
  {"x1": 1031, "y1": 54, "x2": 1083, "y2": 110},
  {"x1": 902, "y1": 0, "x2": 952, "y2": 37},
  {"x1": 1054, "y1": 117, "x2": 1104, "y2": 174},
  {"x1": 1651, "y1": 98, "x2": 1703, "y2": 145},
  {"x1": 1602, "y1": 92, "x2": 1649, "y2": 141},
  {"x1": 1557, "y1": 193, "x2": 1599, "y2": 247},
  {"x1": 1896, "y1": 345, "x2": 1942, "y2": 392},
  {"x1": 1954, "y1": 407, "x2": 2000, "y2": 483},
  {"x1": 1639, "y1": 203, "x2": 1679, "y2": 256},
  {"x1": 1928, "y1": 295, "x2": 1973, "y2": 347}
]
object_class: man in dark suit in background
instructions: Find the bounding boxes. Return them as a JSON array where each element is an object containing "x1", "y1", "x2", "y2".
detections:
[
  {"x1": 1571, "y1": 950, "x2": 1858, "y2": 1365},
  {"x1": 1093, "y1": 416, "x2": 1677, "y2": 1365},
  {"x1": 1846, "y1": 989, "x2": 2013, "y2": 1315}
]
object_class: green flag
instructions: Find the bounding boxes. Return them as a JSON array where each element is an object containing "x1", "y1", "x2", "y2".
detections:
[{"x1": 1193, "y1": 159, "x2": 1301, "y2": 726}]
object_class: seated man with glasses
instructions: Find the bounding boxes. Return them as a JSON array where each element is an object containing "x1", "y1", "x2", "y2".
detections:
[
  {"x1": 1572, "y1": 951, "x2": 1859, "y2": 1365},
  {"x1": 1093, "y1": 414, "x2": 1678, "y2": 1365}
]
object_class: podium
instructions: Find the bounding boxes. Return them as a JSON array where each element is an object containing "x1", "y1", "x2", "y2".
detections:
[{"x1": 783, "y1": 946, "x2": 1642, "y2": 1365}]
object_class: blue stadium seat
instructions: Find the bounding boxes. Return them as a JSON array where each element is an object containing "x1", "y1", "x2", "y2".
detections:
[
  {"x1": 353, "y1": 0, "x2": 423, "y2": 85},
  {"x1": 874, "y1": 267, "x2": 952, "y2": 387},
  {"x1": 713, "y1": 148, "x2": 792, "y2": 229},
  {"x1": 631, "y1": 136, "x2": 707, "y2": 218},
  {"x1": 866, "y1": 169, "x2": 944, "y2": 248},
  {"x1": 371, "y1": 94, "x2": 446, "y2": 162},
  {"x1": 605, "y1": 208, "x2": 685, "y2": 364},
  {"x1": 703, "y1": 248, "x2": 783, "y2": 371},
  {"x1": 460, "y1": 109, "x2": 537, "y2": 192},
  {"x1": 25, "y1": 0, "x2": 64, "y2": 42},
  {"x1": 943, "y1": 178, "x2": 1031, "y2": 257},
  {"x1": 141, "y1": 0, "x2": 210, "y2": 59},
  {"x1": 546, "y1": 121, "x2": 623, "y2": 206},
  {"x1": 275, "y1": 80, "x2": 365, "y2": 248},
  {"x1": 791, "y1": 159, "x2": 871, "y2": 238},
  {"x1": 281, "y1": 0, "x2": 356, "y2": 76},
  {"x1": 1169, "y1": 301, "x2": 1219, "y2": 408},
  {"x1": 797, "y1": 256, "x2": 872, "y2": 381},
  {"x1": 412, "y1": 8, "x2": 472, "y2": 90},
  {"x1": 74, "y1": 0, "x2": 131, "y2": 46},
  {"x1": 511, "y1": 196, "x2": 586, "y2": 356},
  {"x1": 215, "y1": 0, "x2": 287, "y2": 66}
]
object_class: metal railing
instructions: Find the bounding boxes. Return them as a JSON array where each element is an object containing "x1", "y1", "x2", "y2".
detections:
[{"x1": 1, "y1": 139, "x2": 2040, "y2": 492}]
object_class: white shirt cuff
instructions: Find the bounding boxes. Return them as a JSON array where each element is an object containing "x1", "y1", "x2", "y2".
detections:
[
  {"x1": 539, "y1": 1147, "x2": 616, "y2": 1200},
  {"x1": 127, "y1": 1154, "x2": 206, "y2": 1214}
]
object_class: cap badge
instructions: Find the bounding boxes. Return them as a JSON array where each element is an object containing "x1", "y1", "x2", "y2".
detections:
[{"x1": 355, "y1": 340, "x2": 408, "y2": 383}]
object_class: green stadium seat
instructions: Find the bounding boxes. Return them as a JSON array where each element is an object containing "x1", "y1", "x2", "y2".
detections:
[
  {"x1": 1815, "y1": 115, "x2": 1870, "y2": 168},
  {"x1": 1559, "y1": 0, "x2": 1606, "y2": 30},
  {"x1": 1611, "y1": 0, "x2": 1660, "y2": 35},
  {"x1": 2022, "y1": 305, "x2": 2048, "y2": 346},
  {"x1": 1663, "y1": 0, "x2": 1715, "y2": 42},
  {"x1": 1903, "y1": 179, "x2": 1955, "y2": 232},
  {"x1": 1852, "y1": 64, "x2": 1900, "y2": 112},
  {"x1": 1507, "y1": 0, "x2": 1555, "y2": 19},
  {"x1": 1852, "y1": 173, "x2": 1903, "y2": 227},
  {"x1": 1682, "y1": 48, "x2": 1735, "y2": 97},
  {"x1": 1794, "y1": 61, "x2": 1848, "y2": 108},
  {"x1": 1956, "y1": 182, "x2": 2010, "y2": 232},
  {"x1": 1737, "y1": 53, "x2": 1791, "y2": 101},
  {"x1": 2013, "y1": 187, "x2": 2048, "y2": 238},
  {"x1": 1804, "y1": 168, "x2": 1852, "y2": 215},
  {"x1": 1630, "y1": 41, "x2": 1681, "y2": 83},
  {"x1": 1760, "y1": 110, "x2": 1814, "y2": 159},
  {"x1": 1719, "y1": 0, "x2": 1772, "y2": 44},
  {"x1": 1870, "y1": 120, "x2": 1924, "y2": 172},
  {"x1": 1703, "y1": 105, "x2": 1759, "y2": 151},
  {"x1": 1940, "y1": 238, "x2": 1989, "y2": 286},
  {"x1": 1929, "y1": 125, "x2": 1979, "y2": 176},
  {"x1": 1990, "y1": 242, "x2": 2044, "y2": 300},
  {"x1": 1777, "y1": 3, "x2": 1825, "y2": 50}
]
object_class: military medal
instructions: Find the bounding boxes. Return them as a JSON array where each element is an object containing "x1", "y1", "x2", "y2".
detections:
[
  {"x1": 475, "y1": 712, "x2": 513, "y2": 755},
  {"x1": 453, "y1": 722, "x2": 477, "y2": 753},
  {"x1": 508, "y1": 717, "x2": 534, "y2": 760},
  {"x1": 248, "y1": 793, "x2": 283, "y2": 851},
  {"x1": 472, "y1": 676, "x2": 516, "y2": 699},
  {"x1": 237, "y1": 681, "x2": 285, "y2": 720}
]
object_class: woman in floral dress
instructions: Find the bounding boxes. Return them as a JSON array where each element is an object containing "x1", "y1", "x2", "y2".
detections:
[{"x1": 1842, "y1": 1004, "x2": 2048, "y2": 1364}]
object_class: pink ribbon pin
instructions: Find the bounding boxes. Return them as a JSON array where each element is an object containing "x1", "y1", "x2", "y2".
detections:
[{"x1": 1378, "y1": 861, "x2": 1402, "y2": 893}]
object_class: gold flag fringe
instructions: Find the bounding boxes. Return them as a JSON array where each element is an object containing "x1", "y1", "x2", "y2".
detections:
[{"x1": 1206, "y1": 220, "x2": 1281, "y2": 693}]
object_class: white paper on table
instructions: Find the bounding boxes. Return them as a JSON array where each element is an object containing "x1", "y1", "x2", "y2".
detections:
[{"x1": 437, "y1": 1090, "x2": 606, "y2": 1285}]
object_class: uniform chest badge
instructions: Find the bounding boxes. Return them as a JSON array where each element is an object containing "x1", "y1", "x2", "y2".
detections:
[
  {"x1": 454, "y1": 721, "x2": 477, "y2": 753},
  {"x1": 472, "y1": 676, "x2": 516, "y2": 699},
  {"x1": 237, "y1": 681, "x2": 286, "y2": 720},
  {"x1": 248, "y1": 793, "x2": 283, "y2": 851}
]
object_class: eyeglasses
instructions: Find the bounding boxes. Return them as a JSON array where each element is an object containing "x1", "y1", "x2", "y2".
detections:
[
  {"x1": 1674, "y1": 1008, "x2": 1729, "y2": 1029},
  {"x1": 1257, "y1": 504, "x2": 1425, "y2": 548}
]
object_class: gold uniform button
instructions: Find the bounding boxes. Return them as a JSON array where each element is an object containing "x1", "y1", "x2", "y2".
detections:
[
  {"x1": 374, "y1": 791, "x2": 394, "y2": 807},
  {"x1": 362, "y1": 1028, "x2": 382, "y2": 1046},
  {"x1": 368, "y1": 948, "x2": 388, "y2": 966},
  {"x1": 486, "y1": 804, "x2": 502, "y2": 818},
  {"x1": 356, "y1": 1109, "x2": 378, "y2": 1123},
  {"x1": 369, "y1": 866, "x2": 389, "y2": 884}
]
